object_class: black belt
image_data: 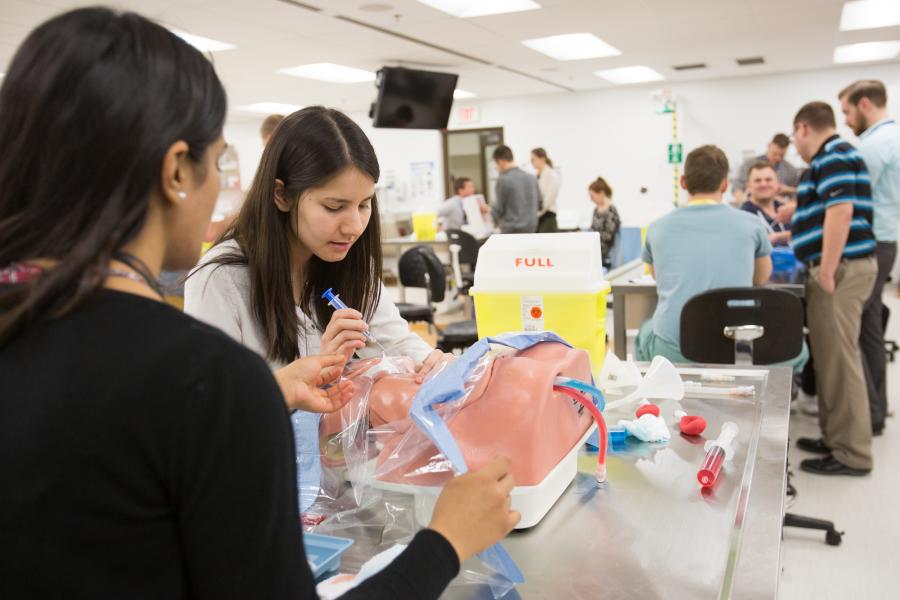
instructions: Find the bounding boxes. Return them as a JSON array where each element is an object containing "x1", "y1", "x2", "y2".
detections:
[{"x1": 804, "y1": 254, "x2": 873, "y2": 268}]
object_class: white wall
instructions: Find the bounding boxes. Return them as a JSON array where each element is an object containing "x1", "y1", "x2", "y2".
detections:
[
  {"x1": 223, "y1": 121, "x2": 264, "y2": 191},
  {"x1": 225, "y1": 61, "x2": 900, "y2": 227},
  {"x1": 223, "y1": 116, "x2": 444, "y2": 217}
]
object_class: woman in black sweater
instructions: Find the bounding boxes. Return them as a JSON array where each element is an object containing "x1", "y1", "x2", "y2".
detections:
[
  {"x1": 0, "y1": 8, "x2": 519, "y2": 599},
  {"x1": 588, "y1": 177, "x2": 621, "y2": 269}
]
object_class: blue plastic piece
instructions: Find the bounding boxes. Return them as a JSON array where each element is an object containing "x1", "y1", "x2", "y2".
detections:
[
  {"x1": 291, "y1": 411, "x2": 322, "y2": 513},
  {"x1": 304, "y1": 532, "x2": 354, "y2": 580},
  {"x1": 554, "y1": 377, "x2": 607, "y2": 450},
  {"x1": 608, "y1": 427, "x2": 628, "y2": 445},
  {"x1": 771, "y1": 246, "x2": 802, "y2": 273},
  {"x1": 321, "y1": 287, "x2": 347, "y2": 309},
  {"x1": 555, "y1": 377, "x2": 605, "y2": 411}
]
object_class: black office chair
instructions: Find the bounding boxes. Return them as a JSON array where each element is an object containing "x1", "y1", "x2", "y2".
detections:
[
  {"x1": 444, "y1": 229, "x2": 481, "y2": 296},
  {"x1": 680, "y1": 287, "x2": 843, "y2": 546},
  {"x1": 396, "y1": 247, "x2": 437, "y2": 327},
  {"x1": 395, "y1": 245, "x2": 479, "y2": 353}
]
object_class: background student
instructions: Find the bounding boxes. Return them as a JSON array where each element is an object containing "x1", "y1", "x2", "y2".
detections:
[{"x1": 531, "y1": 147, "x2": 559, "y2": 233}]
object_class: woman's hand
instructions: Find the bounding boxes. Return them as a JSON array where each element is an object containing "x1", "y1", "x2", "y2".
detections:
[
  {"x1": 415, "y1": 349, "x2": 454, "y2": 383},
  {"x1": 428, "y1": 456, "x2": 521, "y2": 562},
  {"x1": 321, "y1": 308, "x2": 369, "y2": 361},
  {"x1": 274, "y1": 354, "x2": 354, "y2": 413}
]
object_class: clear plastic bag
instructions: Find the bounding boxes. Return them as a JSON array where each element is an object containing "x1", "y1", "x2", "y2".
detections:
[
  {"x1": 306, "y1": 354, "x2": 515, "y2": 598},
  {"x1": 303, "y1": 333, "x2": 607, "y2": 598}
]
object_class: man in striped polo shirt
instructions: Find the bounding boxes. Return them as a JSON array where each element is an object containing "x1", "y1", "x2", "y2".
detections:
[{"x1": 791, "y1": 101, "x2": 878, "y2": 476}]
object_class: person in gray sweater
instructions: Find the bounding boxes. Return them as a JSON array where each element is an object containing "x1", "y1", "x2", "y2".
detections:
[{"x1": 491, "y1": 145, "x2": 539, "y2": 233}]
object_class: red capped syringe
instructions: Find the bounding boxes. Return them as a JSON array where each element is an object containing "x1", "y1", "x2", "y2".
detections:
[{"x1": 697, "y1": 422, "x2": 738, "y2": 487}]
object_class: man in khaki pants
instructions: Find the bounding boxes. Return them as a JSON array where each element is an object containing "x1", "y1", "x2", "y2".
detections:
[{"x1": 791, "y1": 101, "x2": 877, "y2": 475}]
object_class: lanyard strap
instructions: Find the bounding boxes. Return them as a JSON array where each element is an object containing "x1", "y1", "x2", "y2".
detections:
[{"x1": 112, "y1": 251, "x2": 164, "y2": 298}]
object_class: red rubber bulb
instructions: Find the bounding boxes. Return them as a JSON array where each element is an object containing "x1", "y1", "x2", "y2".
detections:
[
  {"x1": 635, "y1": 404, "x2": 660, "y2": 418},
  {"x1": 680, "y1": 415, "x2": 707, "y2": 436}
]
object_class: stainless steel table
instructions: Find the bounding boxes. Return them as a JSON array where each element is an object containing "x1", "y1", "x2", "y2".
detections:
[
  {"x1": 317, "y1": 365, "x2": 790, "y2": 599},
  {"x1": 440, "y1": 365, "x2": 789, "y2": 599},
  {"x1": 608, "y1": 260, "x2": 806, "y2": 359}
]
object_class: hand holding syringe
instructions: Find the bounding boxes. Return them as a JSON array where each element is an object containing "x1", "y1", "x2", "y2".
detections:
[{"x1": 321, "y1": 288, "x2": 387, "y2": 355}]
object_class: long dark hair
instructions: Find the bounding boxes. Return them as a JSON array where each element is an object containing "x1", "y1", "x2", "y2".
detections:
[
  {"x1": 0, "y1": 8, "x2": 227, "y2": 345},
  {"x1": 203, "y1": 107, "x2": 383, "y2": 365}
]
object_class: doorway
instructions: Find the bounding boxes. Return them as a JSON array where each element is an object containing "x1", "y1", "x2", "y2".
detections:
[{"x1": 442, "y1": 127, "x2": 504, "y2": 204}]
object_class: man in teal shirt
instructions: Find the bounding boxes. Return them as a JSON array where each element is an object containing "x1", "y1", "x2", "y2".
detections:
[
  {"x1": 637, "y1": 145, "x2": 808, "y2": 372},
  {"x1": 839, "y1": 79, "x2": 900, "y2": 435}
]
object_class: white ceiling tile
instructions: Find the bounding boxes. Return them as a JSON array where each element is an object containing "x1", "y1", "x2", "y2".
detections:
[
  {"x1": 1, "y1": 0, "x2": 897, "y2": 117},
  {"x1": 0, "y1": 0, "x2": 67, "y2": 27},
  {"x1": 385, "y1": 18, "x2": 498, "y2": 48}
]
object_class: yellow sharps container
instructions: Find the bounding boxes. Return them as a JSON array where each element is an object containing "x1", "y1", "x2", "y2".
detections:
[
  {"x1": 469, "y1": 232, "x2": 610, "y2": 376},
  {"x1": 412, "y1": 212, "x2": 437, "y2": 241}
]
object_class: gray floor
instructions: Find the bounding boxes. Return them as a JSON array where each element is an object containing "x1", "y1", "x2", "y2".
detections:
[{"x1": 778, "y1": 291, "x2": 900, "y2": 599}]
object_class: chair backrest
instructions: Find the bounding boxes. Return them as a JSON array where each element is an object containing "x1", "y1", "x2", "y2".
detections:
[
  {"x1": 680, "y1": 287, "x2": 803, "y2": 365},
  {"x1": 398, "y1": 245, "x2": 447, "y2": 303},
  {"x1": 619, "y1": 226, "x2": 643, "y2": 264},
  {"x1": 607, "y1": 230, "x2": 624, "y2": 268},
  {"x1": 444, "y1": 229, "x2": 480, "y2": 267}
]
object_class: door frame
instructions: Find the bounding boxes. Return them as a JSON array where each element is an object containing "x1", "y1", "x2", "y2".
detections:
[{"x1": 441, "y1": 127, "x2": 505, "y2": 199}]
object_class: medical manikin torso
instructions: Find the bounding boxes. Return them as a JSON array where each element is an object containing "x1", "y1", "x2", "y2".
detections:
[{"x1": 322, "y1": 341, "x2": 594, "y2": 487}]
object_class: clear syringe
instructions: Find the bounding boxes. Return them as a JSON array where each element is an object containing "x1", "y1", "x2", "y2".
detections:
[
  {"x1": 697, "y1": 421, "x2": 738, "y2": 488},
  {"x1": 321, "y1": 287, "x2": 387, "y2": 354}
]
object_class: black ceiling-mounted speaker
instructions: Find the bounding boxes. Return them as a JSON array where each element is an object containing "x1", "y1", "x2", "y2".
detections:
[{"x1": 369, "y1": 66, "x2": 458, "y2": 130}]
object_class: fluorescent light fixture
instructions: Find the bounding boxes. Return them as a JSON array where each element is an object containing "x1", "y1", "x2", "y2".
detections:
[
  {"x1": 840, "y1": 1, "x2": 900, "y2": 31},
  {"x1": 833, "y1": 40, "x2": 900, "y2": 63},
  {"x1": 594, "y1": 65, "x2": 665, "y2": 84},
  {"x1": 238, "y1": 102, "x2": 305, "y2": 115},
  {"x1": 522, "y1": 33, "x2": 620, "y2": 61},
  {"x1": 453, "y1": 88, "x2": 476, "y2": 99},
  {"x1": 169, "y1": 29, "x2": 235, "y2": 53},
  {"x1": 416, "y1": 0, "x2": 540, "y2": 18},
  {"x1": 278, "y1": 63, "x2": 375, "y2": 83}
]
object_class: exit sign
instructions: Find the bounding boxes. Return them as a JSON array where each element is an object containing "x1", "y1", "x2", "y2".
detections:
[
  {"x1": 667, "y1": 143, "x2": 683, "y2": 164},
  {"x1": 457, "y1": 106, "x2": 480, "y2": 124}
]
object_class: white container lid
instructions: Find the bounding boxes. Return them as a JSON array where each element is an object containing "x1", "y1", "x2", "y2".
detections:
[{"x1": 471, "y1": 232, "x2": 609, "y2": 293}]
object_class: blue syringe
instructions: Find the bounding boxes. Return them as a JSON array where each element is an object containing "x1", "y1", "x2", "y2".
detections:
[{"x1": 321, "y1": 287, "x2": 387, "y2": 354}]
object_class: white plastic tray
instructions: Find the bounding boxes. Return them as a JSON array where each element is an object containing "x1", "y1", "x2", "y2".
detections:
[{"x1": 370, "y1": 424, "x2": 597, "y2": 529}]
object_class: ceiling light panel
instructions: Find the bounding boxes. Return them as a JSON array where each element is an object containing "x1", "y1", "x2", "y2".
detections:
[
  {"x1": 278, "y1": 63, "x2": 376, "y2": 83},
  {"x1": 453, "y1": 89, "x2": 477, "y2": 98},
  {"x1": 840, "y1": 1, "x2": 900, "y2": 31},
  {"x1": 169, "y1": 29, "x2": 235, "y2": 53},
  {"x1": 522, "y1": 33, "x2": 620, "y2": 61},
  {"x1": 594, "y1": 65, "x2": 665, "y2": 84},
  {"x1": 237, "y1": 102, "x2": 305, "y2": 114},
  {"x1": 417, "y1": 0, "x2": 541, "y2": 18},
  {"x1": 833, "y1": 40, "x2": 900, "y2": 63}
]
